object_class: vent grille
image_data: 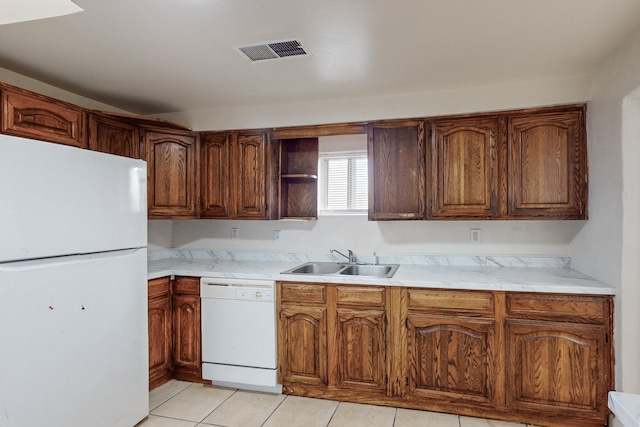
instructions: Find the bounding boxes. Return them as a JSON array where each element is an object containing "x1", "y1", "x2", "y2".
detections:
[{"x1": 237, "y1": 39, "x2": 309, "y2": 62}]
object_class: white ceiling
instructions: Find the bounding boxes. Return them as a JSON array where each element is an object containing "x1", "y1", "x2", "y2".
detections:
[{"x1": 0, "y1": 0, "x2": 639, "y2": 115}]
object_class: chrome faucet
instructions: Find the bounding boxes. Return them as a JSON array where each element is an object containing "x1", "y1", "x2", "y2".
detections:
[{"x1": 330, "y1": 249, "x2": 357, "y2": 264}]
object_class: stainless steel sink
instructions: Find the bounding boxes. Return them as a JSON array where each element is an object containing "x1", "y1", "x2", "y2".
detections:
[
  {"x1": 338, "y1": 264, "x2": 398, "y2": 277},
  {"x1": 281, "y1": 262, "x2": 399, "y2": 278},
  {"x1": 285, "y1": 262, "x2": 344, "y2": 275}
]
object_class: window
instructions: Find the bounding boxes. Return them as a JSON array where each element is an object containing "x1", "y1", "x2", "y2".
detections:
[{"x1": 318, "y1": 151, "x2": 368, "y2": 214}]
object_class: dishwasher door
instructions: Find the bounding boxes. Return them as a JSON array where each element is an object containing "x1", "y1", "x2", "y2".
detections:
[{"x1": 200, "y1": 278, "x2": 278, "y2": 391}]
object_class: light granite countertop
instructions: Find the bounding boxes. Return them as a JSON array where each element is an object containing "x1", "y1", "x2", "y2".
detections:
[{"x1": 147, "y1": 250, "x2": 615, "y2": 295}]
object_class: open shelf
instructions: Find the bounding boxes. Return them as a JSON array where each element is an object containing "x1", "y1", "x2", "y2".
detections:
[{"x1": 279, "y1": 138, "x2": 319, "y2": 219}]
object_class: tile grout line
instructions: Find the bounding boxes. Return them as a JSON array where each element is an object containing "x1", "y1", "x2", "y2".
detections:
[
  {"x1": 149, "y1": 381, "x2": 195, "y2": 412},
  {"x1": 197, "y1": 386, "x2": 240, "y2": 424},
  {"x1": 324, "y1": 400, "x2": 341, "y2": 427},
  {"x1": 259, "y1": 392, "x2": 290, "y2": 427}
]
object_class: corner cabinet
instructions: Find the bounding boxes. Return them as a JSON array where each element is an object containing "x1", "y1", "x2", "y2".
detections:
[
  {"x1": 172, "y1": 277, "x2": 203, "y2": 383},
  {"x1": 368, "y1": 121, "x2": 426, "y2": 220},
  {"x1": 277, "y1": 283, "x2": 613, "y2": 427},
  {"x1": 507, "y1": 107, "x2": 587, "y2": 219},
  {"x1": 144, "y1": 128, "x2": 199, "y2": 219},
  {"x1": 428, "y1": 117, "x2": 500, "y2": 219},
  {"x1": 200, "y1": 130, "x2": 276, "y2": 219},
  {"x1": 148, "y1": 276, "x2": 208, "y2": 391},
  {"x1": 148, "y1": 277, "x2": 173, "y2": 390}
]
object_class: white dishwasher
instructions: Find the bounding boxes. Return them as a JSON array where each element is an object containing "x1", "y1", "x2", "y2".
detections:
[{"x1": 200, "y1": 277, "x2": 281, "y2": 393}]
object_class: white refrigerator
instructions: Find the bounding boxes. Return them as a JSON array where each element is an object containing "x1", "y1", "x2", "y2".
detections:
[{"x1": 0, "y1": 135, "x2": 149, "y2": 427}]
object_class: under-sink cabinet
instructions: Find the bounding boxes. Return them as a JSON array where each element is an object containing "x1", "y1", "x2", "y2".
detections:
[{"x1": 276, "y1": 282, "x2": 613, "y2": 427}]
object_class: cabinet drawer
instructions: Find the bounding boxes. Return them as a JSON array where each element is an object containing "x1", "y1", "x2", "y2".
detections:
[
  {"x1": 506, "y1": 293, "x2": 610, "y2": 323},
  {"x1": 149, "y1": 277, "x2": 171, "y2": 299},
  {"x1": 336, "y1": 286, "x2": 385, "y2": 307},
  {"x1": 280, "y1": 282, "x2": 326, "y2": 304},
  {"x1": 174, "y1": 276, "x2": 200, "y2": 295},
  {"x1": 408, "y1": 288, "x2": 494, "y2": 316}
]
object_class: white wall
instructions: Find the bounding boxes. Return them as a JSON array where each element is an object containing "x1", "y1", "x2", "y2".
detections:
[
  {"x1": 167, "y1": 217, "x2": 583, "y2": 257},
  {"x1": 569, "y1": 25, "x2": 640, "y2": 412},
  {"x1": 148, "y1": 220, "x2": 173, "y2": 251},
  {"x1": 153, "y1": 75, "x2": 589, "y2": 131},
  {"x1": 0, "y1": 67, "x2": 129, "y2": 112}
]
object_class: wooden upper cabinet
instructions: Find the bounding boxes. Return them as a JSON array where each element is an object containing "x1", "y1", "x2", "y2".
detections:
[
  {"x1": 200, "y1": 133, "x2": 232, "y2": 218},
  {"x1": 368, "y1": 121, "x2": 426, "y2": 220},
  {"x1": 236, "y1": 132, "x2": 268, "y2": 218},
  {"x1": 200, "y1": 130, "x2": 274, "y2": 219},
  {"x1": 507, "y1": 107, "x2": 587, "y2": 219},
  {"x1": 145, "y1": 128, "x2": 198, "y2": 219},
  {"x1": 1, "y1": 85, "x2": 86, "y2": 148},
  {"x1": 429, "y1": 117, "x2": 500, "y2": 219},
  {"x1": 88, "y1": 113, "x2": 141, "y2": 159}
]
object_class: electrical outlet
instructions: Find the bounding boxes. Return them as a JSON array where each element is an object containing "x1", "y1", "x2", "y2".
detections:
[
  {"x1": 470, "y1": 228, "x2": 481, "y2": 245},
  {"x1": 231, "y1": 227, "x2": 239, "y2": 240},
  {"x1": 274, "y1": 230, "x2": 281, "y2": 243}
]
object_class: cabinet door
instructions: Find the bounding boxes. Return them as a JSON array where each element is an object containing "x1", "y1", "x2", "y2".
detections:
[
  {"x1": 429, "y1": 117, "x2": 499, "y2": 219},
  {"x1": 506, "y1": 320, "x2": 609, "y2": 424},
  {"x1": 1, "y1": 86, "x2": 86, "y2": 148},
  {"x1": 88, "y1": 114, "x2": 141, "y2": 159},
  {"x1": 368, "y1": 121, "x2": 425, "y2": 220},
  {"x1": 279, "y1": 304, "x2": 328, "y2": 387},
  {"x1": 407, "y1": 314, "x2": 496, "y2": 406},
  {"x1": 173, "y1": 293, "x2": 201, "y2": 381},
  {"x1": 335, "y1": 308, "x2": 387, "y2": 395},
  {"x1": 145, "y1": 129, "x2": 198, "y2": 218},
  {"x1": 508, "y1": 109, "x2": 587, "y2": 219},
  {"x1": 148, "y1": 277, "x2": 172, "y2": 390},
  {"x1": 235, "y1": 132, "x2": 268, "y2": 218},
  {"x1": 201, "y1": 133, "x2": 232, "y2": 218}
]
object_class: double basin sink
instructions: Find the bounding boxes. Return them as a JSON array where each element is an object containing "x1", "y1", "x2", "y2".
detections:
[{"x1": 281, "y1": 262, "x2": 399, "y2": 278}]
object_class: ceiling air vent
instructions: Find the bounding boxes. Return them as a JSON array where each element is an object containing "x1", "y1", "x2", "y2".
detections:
[{"x1": 237, "y1": 39, "x2": 309, "y2": 62}]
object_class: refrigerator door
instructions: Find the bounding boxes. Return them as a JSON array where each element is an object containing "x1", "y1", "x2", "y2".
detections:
[
  {"x1": 0, "y1": 248, "x2": 148, "y2": 427},
  {"x1": 0, "y1": 135, "x2": 147, "y2": 263}
]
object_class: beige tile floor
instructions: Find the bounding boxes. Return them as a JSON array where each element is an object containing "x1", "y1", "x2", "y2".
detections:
[{"x1": 141, "y1": 380, "x2": 541, "y2": 427}]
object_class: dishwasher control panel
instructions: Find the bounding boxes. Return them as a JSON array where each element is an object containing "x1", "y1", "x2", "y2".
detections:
[
  {"x1": 200, "y1": 277, "x2": 276, "y2": 301},
  {"x1": 236, "y1": 288, "x2": 274, "y2": 301}
]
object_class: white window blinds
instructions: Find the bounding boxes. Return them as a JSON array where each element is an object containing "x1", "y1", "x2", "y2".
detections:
[{"x1": 318, "y1": 151, "x2": 368, "y2": 214}]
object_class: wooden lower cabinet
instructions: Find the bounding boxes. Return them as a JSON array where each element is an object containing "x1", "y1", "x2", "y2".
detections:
[
  {"x1": 335, "y1": 308, "x2": 386, "y2": 394},
  {"x1": 148, "y1": 277, "x2": 173, "y2": 390},
  {"x1": 277, "y1": 283, "x2": 613, "y2": 427},
  {"x1": 279, "y1": 304, "x2": 328, "y2": 386},
  {"x1": 406, "y1": 315, "x2": 496, "y2": 406},
  {"x1": 148, "y1": 276, "x2": 209, "y2": 390},
  {"x1": 172, "y1": 277, "x2": 204, "y2": 382}
]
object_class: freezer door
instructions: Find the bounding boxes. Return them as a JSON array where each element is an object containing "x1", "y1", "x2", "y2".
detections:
[
  {"x1": 0, "y1": 248, "x2": 148, "y2": 427},
  {"x1": 0, "y1": 135, "x2": 146, "y2": 262}
]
